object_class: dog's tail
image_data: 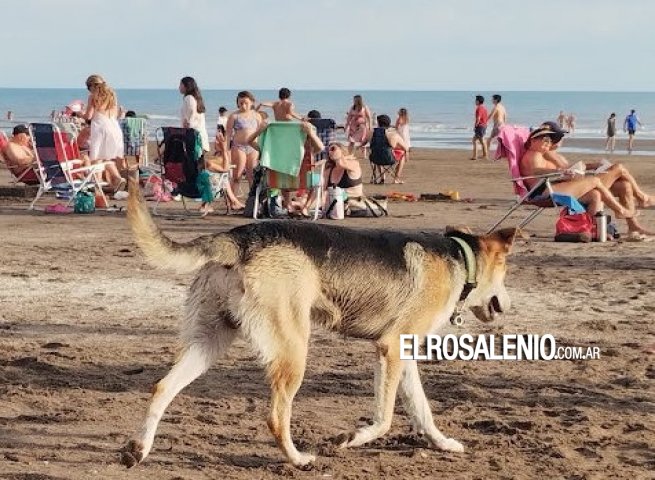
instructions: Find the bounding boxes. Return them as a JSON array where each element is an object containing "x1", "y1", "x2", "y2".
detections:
[{"x1": 127, "y1": 175, "x2": 239, "y2": 272}]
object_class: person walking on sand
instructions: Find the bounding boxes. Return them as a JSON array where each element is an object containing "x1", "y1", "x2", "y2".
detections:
[
  {"x1": 486, "y1": 94, "x2": 506, "y2": 153},
  {"x1": 395, "y1": 108, "x2": 411, "y2": 162},
  {"x1": 605, "y1": 112, "x2": 617, "y2": 153},
  {"x1": 624, "y1": 109, "x2": 642, "y2": 154},
  {"x1": 471, "y1": 95, "x2": 488, "y2": 160},
  {"x1": 345, "y1": 95, "x2": 372, "y2": 153}
]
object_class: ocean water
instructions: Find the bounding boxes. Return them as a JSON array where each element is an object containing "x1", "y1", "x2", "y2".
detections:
[{"x1": 1, "y1": 89, "x2": 655, "y2": 153}]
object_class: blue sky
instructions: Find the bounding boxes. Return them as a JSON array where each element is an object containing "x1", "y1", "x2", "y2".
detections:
[{"x1": 2, "y1": 0, "x2": 654, "y2": 91}]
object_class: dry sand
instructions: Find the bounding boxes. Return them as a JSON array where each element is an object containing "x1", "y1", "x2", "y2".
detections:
[{"x1": 0, "y1": 147, "x2": 654, "y2": 479}]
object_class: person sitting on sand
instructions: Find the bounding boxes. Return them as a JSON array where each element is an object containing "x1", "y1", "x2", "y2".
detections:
[
  {"x1": 257, "y1": 87, "x2": 303, "y2": 121},
  {"x1": 366, "y1": 114, "x2": 408, "y2": 183},
  {"x1": 521, "y1": 122, "x2": 654, "y2": 239},
  {"x1": 322, "y1": 142, "x2": 363, "y2": 202},
  {"x1": 1, "y1": 125, "x2": 35, "y2": 176}
]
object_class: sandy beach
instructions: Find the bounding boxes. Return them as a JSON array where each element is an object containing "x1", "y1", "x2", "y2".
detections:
[{"x1": 0, "y1": 146, "x2": 653, "y2": 479}]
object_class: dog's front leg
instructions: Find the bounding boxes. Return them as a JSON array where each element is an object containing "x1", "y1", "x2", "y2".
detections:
[
  {"x1": 120, "y1": 343, "x2": 217, "y2": 468},
  {"x1": 398, "y1": 359, "x2": 464, "y2": 452},
  {"x1": 337, "y1": 340, "x2": 402, "y2": 448}
]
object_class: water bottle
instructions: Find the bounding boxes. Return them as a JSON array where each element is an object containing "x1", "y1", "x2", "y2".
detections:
[
  {"x1": 595, "y1": 211, "x2": 607, "y2": 242},
  {"x1": 326, "y1": 187, "x2": 345, "y2": 220}
]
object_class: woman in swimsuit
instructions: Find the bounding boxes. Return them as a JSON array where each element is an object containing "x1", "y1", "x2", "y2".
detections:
[
  {"x1": 323, "y1": 142, "x2": 363, "y2": 200},
  {"x1": 345, "y1": 95, "x2": 372, "y2": 153},
  {"x1": 225, "y1": 91, "x2": 261, "y2": 193}
]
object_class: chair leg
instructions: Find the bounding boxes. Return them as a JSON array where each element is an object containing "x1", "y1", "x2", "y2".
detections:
[
  {"x1": 518, "y1": 207, "x2": 545, "y2": 229},
  {"x1": 29, "y1": 186, "x2": 45, "y2": 210},
  {"x1": 486, "y1": 201, "x2": 524, "y2": 233}
]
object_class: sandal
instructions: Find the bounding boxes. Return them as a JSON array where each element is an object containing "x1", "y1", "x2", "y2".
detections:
[{"x1": 113, "y1": 178, "x2": 127, "y2": 194}]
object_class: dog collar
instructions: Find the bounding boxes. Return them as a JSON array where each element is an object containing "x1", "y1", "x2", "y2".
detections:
[
  {"x1": 450, "y1": 236, "x2": 478, "y2": 300},
  {"x1": 449, "y1": 236, "x2": 478, "y2": 326}
]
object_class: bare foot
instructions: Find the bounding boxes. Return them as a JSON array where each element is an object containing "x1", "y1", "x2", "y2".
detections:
[
  {"x1": 638, "y1": 195, "x2": 654, "y2": 208},
  {"x1": 393, "y1": 178, "x2": 405, "y2": 184}
]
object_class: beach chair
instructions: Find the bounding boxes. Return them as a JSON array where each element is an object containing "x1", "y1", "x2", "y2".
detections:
[
  {"x1": 368, "y1": 128, "x2": 399, "y2": 184},
  {"x1": 27, "y1": 123, "x2": 108, "y2": 210},
  {"x1": 252, "y1": 122, "x2": 318, "y2": 219},
  {"x1": 486, "y1": 125, "x2": 585, "y2": 233},
  {"x1": 120, "y1": 117, "x2": 149, "y2": 166},
  {"x1": 0, "y1": 130, "x2": 39, "y2": 185},
  {"x1": 152, "y1": 127, "x2": 229, "y2": 215}
]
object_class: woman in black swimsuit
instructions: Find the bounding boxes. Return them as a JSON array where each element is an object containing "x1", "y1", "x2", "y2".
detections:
[{"x1": 323, "y1": 142, "x2": 363, "y2": 200}]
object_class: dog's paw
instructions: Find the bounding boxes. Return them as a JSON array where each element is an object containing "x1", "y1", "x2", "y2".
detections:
[
  {"x1": 436, "y1": 437, "x2": 464, "y2": 453},
  {"x1": 120, "y1": 439, "x2": 145, "y2": 468},
  {"x1": 291, "y1": 452, "x2": 316, "y2": 469},
  {"x1": 333, "y1": 431, "x2": 356, "y2": 449}
]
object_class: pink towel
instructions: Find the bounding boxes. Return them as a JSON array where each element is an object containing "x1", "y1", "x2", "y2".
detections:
[{"x1": 494, "y1": 125, "x2": 530, "y2": 196}]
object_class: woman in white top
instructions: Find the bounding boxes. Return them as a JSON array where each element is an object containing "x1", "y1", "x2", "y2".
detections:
[
  {"x1": 179, "y1": 76, "x2": 210, "y2": 153},
  {"x1": 82, "y1": 74, "x2": 126, "y2": 193}
]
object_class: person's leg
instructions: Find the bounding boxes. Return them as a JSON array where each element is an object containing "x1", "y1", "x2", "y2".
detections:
[
  {"x1": 578, "y1": 189, "x2": 603, "y2": 216},
  {"x1": 611, "y1": 180, "x2": 655, "y2": 235},
  {"x1": 601, "y1": 164, "x2": 652, "y2": 207},
  {"x1": 628, "y1": 133, "x2": 634, "y2": 153},
  {"x1": 605, "y1": 136, "x2": 611, "y2": 152},
  {"x1": 245, "y1": 150, "x2": 259, "y2": 187},
  {"x1": 394, "y1": 156, "x2": 406, "y2": 183},
  {"x1": 552, "y1": 177, "x2": 630, "y2": 218},
  {"x1": 230, "y1": 147, "x2": 246, "y2": 194},
  {"x1": 610, "y1": 136, "x2": 616, "y2": 153},
  {"x1": 481, "y1": 137, "x2": 489, "y2": 159},
  {"x1": 471, "y1": 136, "x2": 478, "y2": 160}
]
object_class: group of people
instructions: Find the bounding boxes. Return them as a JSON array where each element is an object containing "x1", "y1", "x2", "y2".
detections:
[
  {"x1": 605, "y1": 110, "x2": 643, "y2": 154},
  {"x1": 471, "y1": 94, "x2": 507, "y2": 161}
]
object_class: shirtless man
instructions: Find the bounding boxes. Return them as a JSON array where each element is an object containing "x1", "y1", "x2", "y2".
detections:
[
  {"x1": 486, "y1": 94, "x2": 507, "y2": 152},
  {"x1": 1, "y1": 125, "x2": 35, "y2": 175},
  {"x1": 521, "y1": 122, "x2": 654, "y2": 237},
  {"x1": 257, "y1": 87, "x2": 303, "y2": 121},
  {"x1": 557, "y1": 111, "x2": 566, "y2": 129}
]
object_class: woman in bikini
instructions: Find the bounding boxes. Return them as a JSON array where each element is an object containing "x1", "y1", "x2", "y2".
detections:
[
  {"x1": 225, "y1": 91, "x2": 261, "y2": 193},
  {"x1": 345, "y1": 95, "x2": 372, "y2": 153},
  {"x1": 322, "y1": 142, "x2": 363, "y2": 201}
]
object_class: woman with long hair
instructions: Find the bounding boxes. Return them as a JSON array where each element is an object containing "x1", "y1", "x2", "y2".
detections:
[
  {"x1": 395, "y1": 108, "x2": 411, "y2": 162},
  {"x1": 82, "y1": 74, "x2": 126, "y2": 194},
  {"x1": 344, "y1": 95, "x2": 372, "y2": 153},
  {"x1": 179, "y1": 76, "x2": 210, "y2": 153},
  {"x1": 225, "y1": 91, "x2": 261, "y2": 192}
]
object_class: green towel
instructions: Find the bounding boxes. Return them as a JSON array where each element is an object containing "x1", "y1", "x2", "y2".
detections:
[{"x1": 259, "y1": 122, "x2": 306, "y2": 176}]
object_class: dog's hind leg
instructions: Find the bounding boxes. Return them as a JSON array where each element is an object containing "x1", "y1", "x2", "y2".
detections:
[
  {"x1": 337, "y1": 338, "x2": 403, "y2": 449},
  {"x1": 120, "y1": 326, "x2": 238, "y2": 468},
  {"x1": 398, "y1": 359, "x2": 464, "y2": 453}
]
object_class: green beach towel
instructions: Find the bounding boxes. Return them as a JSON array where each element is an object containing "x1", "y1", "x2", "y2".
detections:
[{"x1": 259, "y1": 122, "x2": 306, "y2": 176}]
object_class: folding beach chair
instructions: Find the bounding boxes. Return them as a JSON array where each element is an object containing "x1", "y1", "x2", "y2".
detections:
[
  {"x1": 368, "y1": 128, "x2": 399, "y2": 184},
  {"x1": 486, "y1": 125, "x2": 585, "y2": 233},
  {"x1": 152, "y1": 127, "x2": 229, "y2": 215},
  {"x1": 120, "y1": 117, "x2": 149, "y2": 166},
  {"x1": 28, "y1": 123, "x2": 109, "y2": 210},
  {"x1": 251, "y1": 122, "x2": 317, "y2": 219},
  {"x1": 0, "y1": 130, "x2": 39, "y2": 185}
]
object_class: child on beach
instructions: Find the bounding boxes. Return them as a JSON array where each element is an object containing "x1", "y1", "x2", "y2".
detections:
[
  {"x1": 257, "y1": 88, "x2": 303, "y2": 121},
  {"x1": 196, "y1": 149, "x2": 245, "y2": 216}
]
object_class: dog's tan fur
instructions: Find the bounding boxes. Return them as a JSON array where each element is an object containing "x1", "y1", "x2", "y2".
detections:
[{"x1": 120, "y1": 177, "x2": 518, "y2": 468}]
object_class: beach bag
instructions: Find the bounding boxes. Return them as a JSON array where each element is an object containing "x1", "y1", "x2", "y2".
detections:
[
  {"x1": 554, "y1": 210, "x2": 593, "y2": 242},
  {"x1": 325, "y1": 187, "x2": 345, "y2": 220},
  {"x1": 347, "y1": 195, "x2": 389, "y2": 218},
  {"x1": 74, "y1": 190, "x2": 96, "y2": 214}
]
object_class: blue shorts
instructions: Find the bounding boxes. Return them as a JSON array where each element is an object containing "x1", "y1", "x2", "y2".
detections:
[{"x1": 628, "y1": 128, "x2": 636, "y2": 135}]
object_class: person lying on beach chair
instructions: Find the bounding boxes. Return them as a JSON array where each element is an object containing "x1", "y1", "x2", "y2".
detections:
[
  {"x1": 1, "y1": 125, "x2": 37, "y2": 181},
  {"x1": 521, "y1": 122, "x2": 655, "y2": 239}
]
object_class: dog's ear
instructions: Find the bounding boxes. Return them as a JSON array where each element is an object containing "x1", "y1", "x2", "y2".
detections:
[
  {"x1": 445, "y1": 224, "x2": 474, "y2": 235},
  {"x1": 486, "y1": 227, "x2": 523, "y2": 253}
]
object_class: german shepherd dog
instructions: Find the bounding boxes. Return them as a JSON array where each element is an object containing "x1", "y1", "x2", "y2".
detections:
[{"x1": 120, "y1": 178, "x2": 518, "y2": 469}]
